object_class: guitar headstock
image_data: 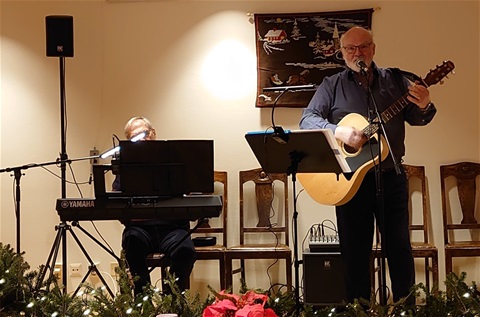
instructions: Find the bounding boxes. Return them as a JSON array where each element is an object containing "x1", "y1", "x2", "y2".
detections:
[{"x1": 423, "y1": 60, "x2": 455, "y2": 87}]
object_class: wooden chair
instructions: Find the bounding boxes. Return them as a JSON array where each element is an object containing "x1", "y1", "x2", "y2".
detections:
[
  {"x1": 191, "y1": 170, "x2": 228, "y2": 290},
  {"x1": 225, "y1": 167, "x2": 292, "y2": 291},
  {"x1": 440, "y1": 161, "x2": 480, "y2": 275},
  {"x1": 372, "y1": 164, "x2": 439, "y2": 292},
  {"x1": 145, "y1": 253, "x2": 169, "y2": 287},
  {"x1": 146, "y1": 171, "x2": 228, "y2": 290}
]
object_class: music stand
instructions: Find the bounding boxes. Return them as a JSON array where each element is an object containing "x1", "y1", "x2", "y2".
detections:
[
  {"x1": 118, "y1": 139, "x2": 214, "y2": 197},
  {"x1": 245, "y1": 129, "x2": 350, "y2": 315}
]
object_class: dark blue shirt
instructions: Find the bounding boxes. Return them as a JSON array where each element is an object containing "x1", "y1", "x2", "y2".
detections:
[{"x1": 299, "y1": 63, "x2": 436, "y2": 169}]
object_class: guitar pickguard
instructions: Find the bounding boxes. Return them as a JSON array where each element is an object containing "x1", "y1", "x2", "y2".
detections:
[{"x1": 345, "y1": 138, "x2": 381, "y2": 172}]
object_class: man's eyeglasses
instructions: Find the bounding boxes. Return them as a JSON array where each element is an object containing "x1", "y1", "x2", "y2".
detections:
[{"x1": 342, "y1": 42, "x2": 373, "y2": 54}]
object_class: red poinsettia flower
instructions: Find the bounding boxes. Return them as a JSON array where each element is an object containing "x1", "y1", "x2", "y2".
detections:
[
  {"x1": 263, "y1": 308, "x2": 277, "y2": 317},
  {"x1": 242, "y1": 291, "x2": 268, "y2": 306},
  {"x1": 235, "y1": 303, "x2": 265, "y2": 317},
  {"x1": 202, "y1": 290, "x2": 278, "y2": 317},
  {"x1": 202, "y1": 299, "x2": 239, "y2": 317},
  {"x1": 218, "y1": 291, "x2": 241, "y2": 303}
]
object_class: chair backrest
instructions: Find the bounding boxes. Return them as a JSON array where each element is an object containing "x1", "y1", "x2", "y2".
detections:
[
  {"x1": 239, "y1": 167, "x2": 289, "y2": 246},
  {"x1": 440, "y1": 162, "x2": 480, "y2": 245},
  {"x1": 403, "y1": 164, "x2": 430, "y2": 244},
  {"x1": 192, "y1": 170, "x2": 228, "y2": 247}
]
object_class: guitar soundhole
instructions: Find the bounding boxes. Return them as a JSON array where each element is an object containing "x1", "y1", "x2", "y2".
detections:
[{"x1": 343, "y1": 144, "x2": 358, "y2": 155}]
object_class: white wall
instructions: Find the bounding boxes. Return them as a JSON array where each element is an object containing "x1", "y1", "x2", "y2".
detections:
[{"x1": 1, "y1": 0, "x2": 479, "y2": 300}]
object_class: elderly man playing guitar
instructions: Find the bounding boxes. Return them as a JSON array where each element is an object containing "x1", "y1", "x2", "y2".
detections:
[{"x1": 299, "y1": 26, "x2": 451, "y2": 304}]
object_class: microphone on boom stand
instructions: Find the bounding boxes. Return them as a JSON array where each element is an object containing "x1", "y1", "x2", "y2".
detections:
[
  {"x1": 262, "y1": 85, "x2": 317, "y2": 144},
  {"x1": 356, "y1": 59, "x2": 369, "y2": 75}
]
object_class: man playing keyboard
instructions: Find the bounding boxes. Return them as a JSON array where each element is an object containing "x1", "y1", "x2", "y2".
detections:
[{"x1": 113, "y1": 116, "x2": 196, "y2": 295}]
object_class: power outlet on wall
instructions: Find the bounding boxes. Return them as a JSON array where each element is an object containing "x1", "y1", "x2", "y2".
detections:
[
  {"x1": 110, "y1": 262, "x2": 119, "y2": 277},
  {"x1": 90, "y1": 148, "x2": 99, "y2": 165},
  {"x1": 69, "y1": 263, "x2": 82, "y2": 277}
]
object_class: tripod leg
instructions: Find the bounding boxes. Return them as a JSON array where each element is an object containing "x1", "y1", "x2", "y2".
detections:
[
  {"x1": 36, "y1": 223, "x2": 68, "y2": 292},
  {"x1": 74, "y1": 265, "x2": 115, "y2": 298},
  {"x1": 68, "y1": 227, "x2": 115, "y2": 297},
  {"x1": 73, "y1": 222, "x2": 120, "y2": 262}
]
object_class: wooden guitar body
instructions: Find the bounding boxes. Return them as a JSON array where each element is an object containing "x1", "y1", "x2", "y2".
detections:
[{"x1": 297, "y1": 113, "x2": 388, "y2": 206}]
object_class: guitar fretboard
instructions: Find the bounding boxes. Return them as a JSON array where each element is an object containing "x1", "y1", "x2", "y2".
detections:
[{"x1": 363, "y1": 94, "x2": 410, "y2": 139}]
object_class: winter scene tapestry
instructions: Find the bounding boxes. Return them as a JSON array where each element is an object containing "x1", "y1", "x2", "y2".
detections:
[{"x1": 255, "y1": 9, "x2": 373, "y2": 108}]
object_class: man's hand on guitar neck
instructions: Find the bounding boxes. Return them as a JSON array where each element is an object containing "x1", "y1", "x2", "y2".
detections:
[
  {"x1": 407, "y1": 81, "x2": 431, "y2": 109},
  {"x1": 334, "y1": 125, "x2": 368, "y2": 150}
]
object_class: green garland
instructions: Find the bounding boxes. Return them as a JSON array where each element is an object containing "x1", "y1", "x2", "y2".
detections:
[{"x1": 0, "y1": 242, "x2": 479, "y2": 317}]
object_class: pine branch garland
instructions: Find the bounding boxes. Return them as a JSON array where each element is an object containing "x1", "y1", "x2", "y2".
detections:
[{"x1": 1, "y1": 242, "x2": 479, "y2": 317}]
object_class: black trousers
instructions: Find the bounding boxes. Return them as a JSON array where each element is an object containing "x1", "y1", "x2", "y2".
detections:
[
  {"x1": 122, "y1": 224, "x2": 196, "y2": 295},
  {"x1": 335, "y1": 168, "x2": 415, "y2": 303}
]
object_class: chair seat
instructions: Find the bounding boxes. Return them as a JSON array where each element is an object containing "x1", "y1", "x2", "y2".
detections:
[
  {"x1": 227, "y1": 244, "x2": 290, "y2": 252},
  {"x1": 411, "y1": 242, "x2": 436, "y2": 247},
  {"x1": 411, "y1": 242, "x2": 438, "y2": 251},
  {"x1": 146, "y1": 253, "x2": 168, "y2": 267},
  {"x1": 445, "y1": 241, "x2": 480, "y2": 250},
  {"x1": 226, "y1": 245, "x2": 291, "y2": 262},
  {"x1": 195, "y1": 245, "x2": 226, "y2": 253},
  {"x1": 372, "y1": 243, "x2": 438, "y2": 254}
]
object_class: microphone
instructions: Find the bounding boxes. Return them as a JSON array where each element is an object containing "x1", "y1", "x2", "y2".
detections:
[
  {"x1": 356, "y1": 59, "x2": 369, "y2": 73},
  {"x1": 263, "y1": 84, "x2": 316, "y2": 92}
]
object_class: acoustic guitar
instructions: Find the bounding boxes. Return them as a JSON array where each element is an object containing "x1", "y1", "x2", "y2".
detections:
[{"x1": 297, "y1": 60, "x2": 455, "y2": 206}]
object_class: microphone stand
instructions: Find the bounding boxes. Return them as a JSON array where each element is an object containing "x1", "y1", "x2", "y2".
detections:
[
  {"x1": 263, "y1": 84, "x2": 316, "y2": 316},
  {"x1": 0, "y1": 155, "x2": 100, "y2": 255},
  {"x1": 265, "y1": 85, "x2": 316, "y2": 144},
  {"x1": 361, "y1": 69, "x2": 401, "y2": 305}
]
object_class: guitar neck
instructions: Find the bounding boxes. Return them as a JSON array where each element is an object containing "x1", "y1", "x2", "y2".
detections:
[
  {"x1": 362, "y1": 94, "x2": 410, "y2": 138},
  {"x1": 361, "y1": 60, "x2": 455, "y2": 139}
]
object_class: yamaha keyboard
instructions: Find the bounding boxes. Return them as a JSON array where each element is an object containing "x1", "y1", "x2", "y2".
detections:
[{"x1": 56, "y1": 195, "x2": 222, "y2": 222}]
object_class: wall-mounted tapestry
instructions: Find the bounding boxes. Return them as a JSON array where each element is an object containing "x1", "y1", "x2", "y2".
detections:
[{"x1": 255, "y1": 9, "x2": 373, "y2": 108}]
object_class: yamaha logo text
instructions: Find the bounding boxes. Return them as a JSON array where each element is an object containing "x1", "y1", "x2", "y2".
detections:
[{"x1": 60, "y1": 200, "x2": 95, "y2": 209}]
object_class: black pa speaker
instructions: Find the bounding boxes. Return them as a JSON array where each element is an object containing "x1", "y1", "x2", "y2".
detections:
[
  {"x1": 303, "y1": 249, "x2": 347, "y2": 306},
  {"x1": 45, "y1": 15, "x2": 74, "y2": 57}
]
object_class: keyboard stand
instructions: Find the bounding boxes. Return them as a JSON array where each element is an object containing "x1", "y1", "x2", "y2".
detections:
[
  {"x1": 71, "y1": 221, "x2": 121, "y2": 296},
  {"x1": 36, "y1": 221, "x2": 120, "y2": 298}
]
